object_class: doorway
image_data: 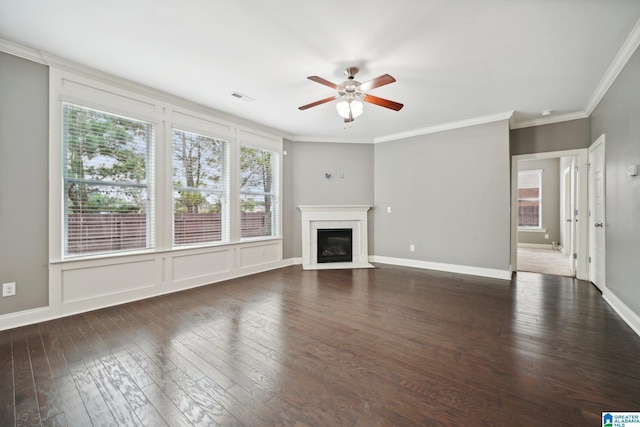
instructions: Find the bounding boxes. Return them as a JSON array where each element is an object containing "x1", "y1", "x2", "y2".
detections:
[
  {"x1": 515, "y1": 157, "x2": 573, "y2": 276},
  {"x1": 511, "y1": 149, "x2": 589, "y2": 280}
]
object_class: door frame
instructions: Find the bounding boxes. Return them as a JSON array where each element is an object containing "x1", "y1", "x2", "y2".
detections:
[
  {"x1": 511, "y1": 148, "x2": 589, "y2": 280},
  {"x1": 588, "y1": 134, "x2": 606, "y2": 290},
  {"x1": 561, "y1": 164, "x2": 576, "y2": 274},
  {"x1": 562, "y1": 166, "x2": 572, "y2": 256}
]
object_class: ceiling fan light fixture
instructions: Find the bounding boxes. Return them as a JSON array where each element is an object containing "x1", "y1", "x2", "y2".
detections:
[
  {"x1": 336, "y1": 99, "x2": 364, "y2": 119},
  {"x1": 299, "y1": 67, "x2": 402, "y2": 125}
]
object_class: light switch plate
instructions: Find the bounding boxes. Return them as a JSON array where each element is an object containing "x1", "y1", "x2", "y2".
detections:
[
  {"x1": 2, "y1": 282, "x2": 16, "y2": 297},
  {"x1": 627, "y1": 164, "x2": 638, "y2": 177}
]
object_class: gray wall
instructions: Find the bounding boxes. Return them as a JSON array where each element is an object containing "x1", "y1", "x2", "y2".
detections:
[
  {"x1": 374, "y1": 120, "x2": 511, "y2": 271},
  {"x1": 282, "y1": 139, "x2": 295, "y2": 259},
  {"x1": 517, "y1": 158, "x2": 560, "y2": 245},
  {"x1": 510, "y1": 118, "x2": 590, "y2": 155},
  {"x1": 0, "y1": 52, "x2": 49, "y2": 315},
  {"x1": 590, "y1": 45, "x2": 640, "y2": 318},
  {"x1": 287, "y1": 141, "x2": 374, "y2": 258}
]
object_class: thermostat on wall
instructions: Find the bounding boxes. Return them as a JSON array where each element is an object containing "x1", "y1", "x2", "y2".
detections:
[{"x1": 628, "y1": 164, "x2": 638, "y2": 177}]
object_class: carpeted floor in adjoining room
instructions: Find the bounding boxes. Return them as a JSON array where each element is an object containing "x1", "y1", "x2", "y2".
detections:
[{"x1": 517, "y1": 247, "x2": 573, "y2": 276}]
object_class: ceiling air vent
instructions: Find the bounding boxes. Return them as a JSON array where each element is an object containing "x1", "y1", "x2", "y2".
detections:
[{"x1": 231, "y1": 91, "x2": 255, "y2": 102}]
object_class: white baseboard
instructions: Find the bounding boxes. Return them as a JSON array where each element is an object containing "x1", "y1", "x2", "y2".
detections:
[
  {"x1": 369, "y1": 256, "x2": 512, "y2": 280},
  {"x1": 517, "y1": 243, "x2": 553, "y2": 249},
  {"x1": 603, "y1": 288, "x2": 640, "y2": 338},
  {"x1": 0, "y1": 306, "x2": 54, "y2": 331}
]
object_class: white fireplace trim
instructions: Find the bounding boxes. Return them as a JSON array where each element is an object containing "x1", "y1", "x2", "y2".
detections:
[{"x1": 298, "y1": 205, "x2": 374, "y2": 270}]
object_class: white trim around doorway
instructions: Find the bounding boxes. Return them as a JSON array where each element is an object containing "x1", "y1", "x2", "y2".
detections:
[{"x1": 511, "y1": 148, "x2": 589, "y2": 280}]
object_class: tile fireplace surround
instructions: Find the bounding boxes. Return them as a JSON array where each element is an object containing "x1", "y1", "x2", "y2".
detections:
[{"x1": 298, "y1": 205, "x2": 374, "y2": 270}]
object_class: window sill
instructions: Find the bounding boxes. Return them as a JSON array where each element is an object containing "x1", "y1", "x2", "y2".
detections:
[
  {"x1": 51, "y1": 237, "x2": 283, "y2": 264},
  {"x1": 517, "y1": 228, "x2": 547, "y2": 233},
  {"x1": 240, "y1": 236, "x2": 283, "y2": 244},
  {"x1": 51, "y1": 248, "x2": 156, "y2": 264}
]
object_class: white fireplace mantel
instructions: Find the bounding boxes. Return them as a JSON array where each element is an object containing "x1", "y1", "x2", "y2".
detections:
[{"x1": 298, "y1": 205, "x2": 374, "y2": 270}]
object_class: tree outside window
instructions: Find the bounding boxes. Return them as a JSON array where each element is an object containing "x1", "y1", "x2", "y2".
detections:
[
  {"x1": 63, "y1": 103, "x2": 153, "y2": 256},
  {"x1": 240, "y1": 146, "x2": 278, "y2": 238},
  {"x1": 172, "y1": 129, "x2": 228, "y2": 245}
]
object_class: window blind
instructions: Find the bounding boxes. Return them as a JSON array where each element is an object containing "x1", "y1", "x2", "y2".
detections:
[
  {"x1": 239, "y1": 145, "x2": 279, "y2": 238},
  {"x1": 62, "y1": 103, "x2": 154, "y2": 256},
  {"x1": 172, "y1": 129, "x2": 229, "y2": 246},
  {"x1": 518, "y1": 169, "x2": 542, "y2": 228}
]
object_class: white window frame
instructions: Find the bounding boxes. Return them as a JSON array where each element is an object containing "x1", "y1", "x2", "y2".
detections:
[
  {"x1": 517, "y1": 169, "x2": 543, "y2": 230},
  {"x1": 49, "y1": 69, "x2": 283, "y2": 262},
  {"x1": 236, "y1": 128, "x2": 282, "y2": 242},
  {"x1": 50, "y1": 70, "x2": 164, "y2": 261},
  {"x1": 61, "y1": 102, "x2": 156, "y2": 257},
  {"x1": 238, "y1": 141, "x2": 281, "y2": 240},
  {"x1": 171, "y1": 127, "x2": 230, "y2": 247}
]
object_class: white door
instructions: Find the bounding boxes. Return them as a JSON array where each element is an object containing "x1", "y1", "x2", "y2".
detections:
[
  {"x1": 564, "y1": 166, "x2": 577, "y2": 276},
  {"x1": 563, "y1": 168, "x2": 571, "y2": 256},
  {"x1": 589, "y1": 135, "x2": 606, "y2": 290}
]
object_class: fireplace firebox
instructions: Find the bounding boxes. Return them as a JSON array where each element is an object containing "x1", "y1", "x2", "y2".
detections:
[{"x1": 317, "y1": 228, "x2": 353, "y2": 263}]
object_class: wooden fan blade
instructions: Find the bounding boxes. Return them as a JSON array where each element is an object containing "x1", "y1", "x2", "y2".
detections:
[
  {"x1": 298, "y1": 95, "x2": 338, "y2": 110},
  {"x1": 358, "y1": 74, "x2": 396, "y2": 92},
  {"x1": 363, "y1": 94, "x2": 404, "y2": 111},
  {"x1": 307, "y1": 76, "x2": 340, "y2": 90}
]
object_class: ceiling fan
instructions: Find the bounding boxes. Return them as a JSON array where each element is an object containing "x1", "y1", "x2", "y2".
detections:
[{"x1": 298, "y1": 67, "x2": 403, "y2": 124}]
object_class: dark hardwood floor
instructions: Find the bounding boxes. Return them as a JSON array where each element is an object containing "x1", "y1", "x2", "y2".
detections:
[{"x1": 1, "y1": 264, "x2": 640, "y2": 426}]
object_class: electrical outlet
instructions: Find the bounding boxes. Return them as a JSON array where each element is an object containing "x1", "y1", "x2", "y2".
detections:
[
  {"x1": 2, "y1": 282, "x2": 16, "y2": 297},
  {"x1": 545, "y1": 234, "x2": 549, "y2": 239},
  {"x1": 410, "y1": 244, "x2": 415, "y2": 252},
  {"x1": 387, "y1": 206, "x2": 392, "y2": 213}
]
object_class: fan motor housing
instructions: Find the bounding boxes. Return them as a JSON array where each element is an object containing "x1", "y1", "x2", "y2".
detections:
[{"x1": 344, "y1": 67, "x2": 359, "y2": 79}]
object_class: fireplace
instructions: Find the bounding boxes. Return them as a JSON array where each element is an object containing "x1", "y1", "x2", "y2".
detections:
[
  {"x1": 298, "y1": 205, "x2": 374, "y2": 270},
  {"x1": 317, "y1": 229, "x2": 353, "y2": 263}
]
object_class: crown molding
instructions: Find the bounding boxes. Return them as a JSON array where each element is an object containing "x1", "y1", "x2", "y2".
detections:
[
  {"x1": 0, "y1": 38, "x2": 373, "y2": 146},
  {"x1": 584, "y1": 17, "x2": 640, "y2": 115},
  {"x1": 292, "y1": 111, "x2": 515, "y2": 144},
  {"x1": 4, "y1": 12, "x2": 639, "y2": 143},
  {"x1": 0, "y1": 38, "x2": 286, "y2": 140},
  {"x1": 374, "y1": 111, "x2": 514, "y2": 143},
  {"x1": 287, "y1": 135, "x2": 374, "y2": 144},
  {"x1": 0, "y1": 38, "x2": 48, "y2": 64},
  {"x1": 510, "y1": 111, "x2": 589, "y2": 130}
]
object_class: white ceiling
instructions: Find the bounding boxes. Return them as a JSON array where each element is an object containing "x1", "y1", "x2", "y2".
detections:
[{"x1": 1, "y1": 0, "x2": 640, "y2": 141}]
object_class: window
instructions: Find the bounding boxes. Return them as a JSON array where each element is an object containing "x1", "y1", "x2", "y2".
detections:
[
  {"x1": 63, "y1": 103, "x2": 154, "y2": 256},
  {"x1": 172, "y1": 129, "x2": 228, "y2": 245},
  {"x1": 518, "y1": 169, "x2": 542, "y2": 228},
  {"x1": 240, "y1": 145, "x2": 279, "y2": 238}
]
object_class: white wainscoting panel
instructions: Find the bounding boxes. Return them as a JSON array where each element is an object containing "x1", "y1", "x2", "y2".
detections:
[
  {"x1": 172, "y1": 249, "x2": 232, "y2": 282},
  {"x1": 240, "y1": 242, "x2": 281, "y2": 269},
  {"x1": 0, "y1": 240, "x2": 285, "y2": 331},
  {"x1": 61, "y1": 259, "x2": 156, "y2": 303}
]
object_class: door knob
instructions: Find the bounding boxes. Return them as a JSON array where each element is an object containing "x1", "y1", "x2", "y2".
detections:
[{"x1": 595, "y1": 222, "x2": 603, "y2": 228}]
